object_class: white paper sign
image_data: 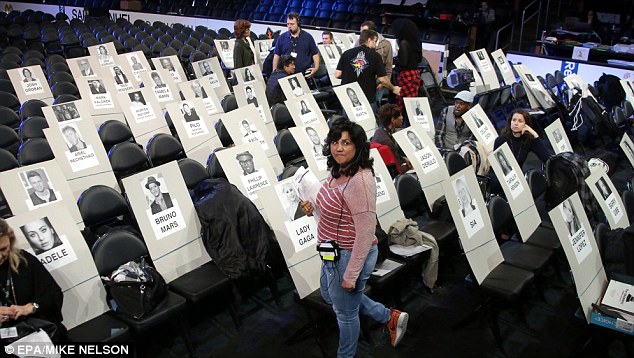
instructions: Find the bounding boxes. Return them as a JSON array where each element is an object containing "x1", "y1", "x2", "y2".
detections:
[{"x1": 284, "y1": 215, "x2": 318, "y2": 253}]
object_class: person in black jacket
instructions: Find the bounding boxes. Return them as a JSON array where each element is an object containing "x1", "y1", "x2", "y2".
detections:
[{"x1": 265, "y1": 55, "x2": 295, "y2": 105}]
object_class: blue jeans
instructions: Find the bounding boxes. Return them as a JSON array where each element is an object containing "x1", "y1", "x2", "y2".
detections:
[
  {"x1": 372, "y1": 87, "x2": 389, "y2": 117},
  {"x1": 320, "y1": 245, "x2": 390, "y2": 358}
]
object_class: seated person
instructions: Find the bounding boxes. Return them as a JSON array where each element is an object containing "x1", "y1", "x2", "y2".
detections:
[
  {"x1": 372, "y1": 104, "x2": 410, "y2": 172},
  {"x1": 493, "y1": 109, "x2": 553, "y2": 168},
  {"x1": 435, "y1": 91, "x2": 475, "y2": 151},
  {"x1": 265, "y1": 55, "x2": 295, "y2": 105},
  {"x1": 0, "y1": 218, "x2": 65, "y2": 342}
]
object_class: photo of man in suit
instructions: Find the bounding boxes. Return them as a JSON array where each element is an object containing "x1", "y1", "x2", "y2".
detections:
[
  {"x1": 89, "y1": 80, "x2": 107, "y2": 94},
  {"x1": 145, "y1": 176, "x2": 173, "y2": 214},
  {"x1": 62, "y1": 125, "x2": 87, "y2": 152},
  {"x1": 200, "y1": 61, "x2": 214, "y2": 76},
  {"x1": 130, "y1": 55, "x2": 144, "y2": 71},
  {"x1": 112, "y1": 66, "x2": 129, "y2": 85},
  {"x1": 78, "y1": 59, "x2": 94, "y2": 77}
]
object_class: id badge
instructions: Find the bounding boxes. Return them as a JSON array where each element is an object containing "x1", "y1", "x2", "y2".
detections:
[
  {"x1": 0, "y1": 327, "x2": 18, "y2": 339},
  {"x1": 290, "y1": 52, "x2": 298, "y2": 58}
]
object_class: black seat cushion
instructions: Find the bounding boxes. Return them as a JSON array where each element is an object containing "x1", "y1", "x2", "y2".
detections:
[
  {"x1": 480, "y1": 263, "x2": 534, "y2": 301},
  {"x1": 524, "y1": 226, "x2": 562, "y2": 250},
  {"x1": 500, "y1": 241, "x2": 552, "y2": 272},
  {"x1": 168, "y1": 262, "x2": 231, "y2": 303},
  {"x1": 67, "y1": 313, "x2": 130, "y2": 342}
]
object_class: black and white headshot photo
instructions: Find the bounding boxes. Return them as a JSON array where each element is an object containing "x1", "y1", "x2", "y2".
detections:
[
  {"x1": 244, "y1": 68, "x2": 255, "y2": 82},
  {"x1": 325, "y1": 45, "x2": 335, "y2": 60},
  {"x1": 160, "y1": 58, "x2": 175, "y2": 72},
  {"x1": 182, "y1": 103, "x2": 200, "y2": 122},
  {"x1": 145, "y1": 175, "x2": 173, "y2": 215},
  {"x1": 61, "y1": 125, "x2": 87, "y2": 152},
  {"x1": 191, "y1": 80, "x2": 208, "y2": 98},
  {"x1": 220, "y1": 41, "x2": 229, "y2": 51},
  {"x1": 495, "y1": 151, "x2": 513, "y2": 176},
  {"x1": 596, "y1": 177, "x2": 612, "y2": 201},
  {"x1": 407, "y1": 130, "x2": 423, "y2": 151},
  {"x1": 346, "y1": 87, "x2": 362, "y2": 107},
  {"x1": 300, "y1": 100, "x2": 311, "y2": 115},
  {"x1": 20, "y1": 217, "x2": 63, "y2": 255},
  {"x1": 259, "y1": 42, "x2": 269, "y2": 53},
  {"x1": 415, "y1": 101, "x2": 424, "y2": 116},
  {"x1": 112, "y1": 66, "x2": 129, "y2": 85},
  {"x1": 477, "y1": 51, "x2": 485, "y2": 61},
  {"x1": 22, "y1": 68, "x2": 36, "y2": 82},
  {"x1": 199, "y1": 61, "x2": 214, "y2": 76},
  {"x1": 280, "y1": 182, "x2": 304, "y2": 221},
  {"x1": 553, "y1": 129, "x2": 563, "y2": 143},
  {"x1": 305, "y1": 126, "x2": 322, "y2": 155},
  {"x1": 89, "y1": 79, "x2": 107, "y2": 94},
  {"x1": 22, "y1": 169, "x2": 58, "y2": 206},
  {"x1": 97, "y1": 45, "x2": 111, "y2": 62},
  {"x1": 129, "y1": 91, "x2": 146, "y2": 108},
  {"x1": 236, "y1": 151, "x2": 257, "y2": 176},
  {"x1": 455, "y1": 177, "x2": 476, "y2": 218},
  {"x1": 245, "y1": 86, "x2": 259, "y2": 107},
  {"x1": 129, "y1": 55, "x2": 144, "y2": 71},
  {"x1": 78, "y1": 59, "x2": 94, "y2": 76},
  {"x1": 151, "y1": 72, "x2": 167, "y2": 88},
  {"x1": 497, "y1": 56, "x2": 505, "y2": 65},
  {"x1": 561, "y1": 198, "x2": 581, "y2": 236},
  {"x1": 289, "y1": 77, "x2": 304, "y2": 97},
  {"x1": 241, "y1": 120, "x2": 257, "y2": 136}
]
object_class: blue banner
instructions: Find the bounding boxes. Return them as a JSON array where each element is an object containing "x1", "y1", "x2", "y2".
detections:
[{"x1": 561, "y1": 61, "x2": 579, "y2": 76}]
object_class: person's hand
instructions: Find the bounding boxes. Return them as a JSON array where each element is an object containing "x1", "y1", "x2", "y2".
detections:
[
  {"x1": 9, "y1": 304, "x2": 34, "y2": 320},
  {"x1": 300, "y1": 200, "x2": 314, "y2": 216},
  {"x1": 392, "y1": 86, "x2": 401, "y2": 96},
  {"x1": 0, "y1": 306, "x2": 14, "y2": 322},
  {"x1": 305, "y1": 67, "x2": 317, "y2": 79},
  {"x1": 376, "y1": 83, "x2": 385, "y2": 90},
  {"x1": 341, "y1": 279, "x2": 355, "y2": 291},
  {"x1": 521, "y1": 124, "x2": 539, "y2": 138}
]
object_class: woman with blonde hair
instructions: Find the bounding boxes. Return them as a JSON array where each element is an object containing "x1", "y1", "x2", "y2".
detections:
[{"x1": 233, "y1": 19, "x2": 255, "y2": 69}]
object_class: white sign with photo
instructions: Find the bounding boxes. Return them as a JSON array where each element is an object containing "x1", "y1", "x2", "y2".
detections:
[
  {"x1": 545, "y1": 119, "x2": 573, "y2": 154},
  {"x1": 7, "y1": 65, "x2": 53, "y2": 105},
  {"x1": 166, "y1": 99, "x2": 222, "y2": 164},
  {"x1": 462, "y1": 104, "x2": 496, "y2": 152},
  {"x1": 548, "y1": 193, "x2": 607, "y2": 322},
  {"x1": 289, "y1": 125, "x2": 330, "y2": 181},
  {"x1": 118, "y1": 87, "x2": 171, "y2": 147},
  {"x1": 152, "y1": 55, "x2": 187, "y2": 84},
  {"x1": 178, "y1": 78, "x2": 224, "y2": 117},
  {"x1": 403, "y1": 97, "x2": 435, "y2": 138},
  {"x1": 394, "y1": 125, "x2": 448, "y2": 210},
  {"x1": 620, "y1": 134, "x2": 634, "y2": 168},
  {"x1": 193, "y1": 57, "x2": 231, "y2": 98},
  {"x1": 257, "y1": 182, "x2": 321, "y2": 299},
  {"x1": 369, "y1": 149, "x2": 405, "y2": 230},
  {"x1": 214, "y1": 143, "x2": 277, "y2": 212},
  {"x1": 122, "y1": 162, "x2": 210, "y2": 283},
  {"x1": 41, "y1": 99, "x2": 90, "y2": 128},
  {"x1": 488, "y1": 143, "x2": 540, "y2": 237},
  {"x1": 254, "y1": 39, "x2": 273, "y2": 66},
  {"x1": 586, "y1": 172, "x2": 629, "y2": 230},
  {"x1": 140, "y1": 69, "x2": 179, "y2": 109},
  {"x1": 333, "y1": 82, "x2": 376, "y2": 137},
  {"x1": 286, "y1": 95, "x2": 327, "y2": 128},
  {"x1": 279, "y1": 73, "x2": 311, "y2": 100},
  {"x1": 0, "y1": 161, "x2": 83, "y2": 228},
  {"x1": 122, "y1": 51, "x2": 152, "y2": 83},
  {"x1": 214, "y1": 39, "x2": 236, "y2": 68},
  {"x1": 490, "y1": 49, "x2": 516, "y2": 86},
  {"x1": 42, "y1": 121, "x2": 118, "y2": 200},
  {"x1": 87, "y1": 43, "x2": 118, "y2": 68},
  {"x1": 470, "y1": 48, "x2": 500, "y2": 90},
  {"x1": 232, "y1": 64, "x2": 264, "y2": 85},
  {"x1": 453, "y1": 53, "x2": 485, "y2": 93},
  {"x1": 8, "y1": 203, "x2": 109, "y2": 329},
  {"x1": 233, "y1": 82, "x2": 276, "y2": 135},
  {"x1": 101, "y1": 64, "x2": 136, "y2": 93}
]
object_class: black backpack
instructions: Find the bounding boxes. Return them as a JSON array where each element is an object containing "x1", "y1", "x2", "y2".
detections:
[
  {"x1": 375, "y1": 220, "x2": 390, "y2": 265},
  {"x1": 596, "y1": 73, "x2": 626, "y2": 109},
  {"x1": 567, "y1": 94, "x2": 615, "y2": 146}
]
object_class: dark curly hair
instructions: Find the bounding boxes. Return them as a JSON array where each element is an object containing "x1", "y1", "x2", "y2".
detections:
[
  {"x1": 323, "y1": 117, "x2": 373, "y2": 178},
  {"x1": 501, "y1": 108, "x2": 536, "y2": 144},
  {"x1": 378, "y1": 103, "x2": 401, "y2": 127}
]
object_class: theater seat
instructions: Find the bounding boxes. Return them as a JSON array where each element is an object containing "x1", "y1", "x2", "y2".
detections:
[
  {"x1": 18, "y1": 137, "x2": 54, "y2": 166},
  {"x1": 177, "y1": 158, "x2": 210, "y2": 190},
  {"x1": 145, "y1": 133, "x2": 186, "y2": 167}
]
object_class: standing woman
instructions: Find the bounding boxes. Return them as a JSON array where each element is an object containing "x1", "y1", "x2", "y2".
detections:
[
  {"x1": 233, "y1": 20, "x2": 255, "y2": 69},
  {"x1": 300, "y1": 118, "x2": 408, "y2": 357},
  {"x1": 391, "y1": 18, "x2": 422, "y2": 115}
]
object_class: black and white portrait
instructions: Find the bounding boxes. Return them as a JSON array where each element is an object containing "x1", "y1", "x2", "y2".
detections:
[
  {"x1": 78, "y1": 59, "x2": 94, "y2": 77},
  {"x1": 241, "y1": 119, "x2": 257, "y2": 136},
  {"x1": 144, "y1": 175, "x2": 174, "y2": 215},
  {"x1": 199, "y1": 61, "x2": 214, "y2": 76},
  {"x1": 305, "y1": 126, "x2": 322, "y2": 155},
  {"x1": 22, "y1": 68, "x2": 36, "y2": 82},
  {"x1": 182, "y1": 102, "x2": 200, "y2": 122},
  {"x1": 112, "y1": 66, "x2": 129, "y2": 85},
  {"x1": 553, "y1": 129, "x2": 563, "y2": 143},
  {"x1": 300, "y1": 100, "x2": 311, "y2": 115},
  {"x1": 245, "y1": 86, "x2": 259, "y2": 107},
  {"x1": 129, "y1": 55, "x2": 144, "y2": 71},
  {"x1": 20, "y1": 217, "x2": 62, "y2": 255},
  {"x1": 61, "y1": 125, "x2": 87, "y2": 152},
  {"x1": 289, "y1": 77, "x2": 304, "y2": 97},
  {"x1": 151, "y1": 72, "x2": 167, "y2": 88},
  {"x1": 406, "y1": 130, "x2": 423, "y2": 151},
  {"x1": 455, "y1": 177, "x2": 476, "y2": 218},
  {"x1": 129, "y1": 91, "x2": 146, "y2": 108},
  {"x1": 244, "y1": 68, "x2": 255, "y2": 82},
  {"x1": 495, "y1": 151, "x2": 512, "y2": 176},
  {"x1": 191, "y1": 80, "x2": 208, "y2": 98},
  {"x1": 236, "y1": 151, "x2": 257, "y2": 176},
  {"x1": 160, "y1": 58, "x2": 175, "y2": 72},
  {"x1": 346, "y1": 87, "x2": 362, "y2": 107},
  {"x1": 596, "y1": 177, "x2": 612, "y2": 201},
  {"x1": 21, "y1": 169, "x2": 58, "y2": 207},
  {"x1": 89, "y1": 79, "x2": 107, "y2": 95},
  {"x1": 561, "y1": 198, "x2": 581, "y2": 236}
]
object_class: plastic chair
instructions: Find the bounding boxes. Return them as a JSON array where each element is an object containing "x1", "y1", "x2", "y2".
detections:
[
  {"x1": 98, "y1": 120, "x2": 135, "y2": 153},
  {"x1": 18, "y1": 115, "x2": 49, "y2": 141},
  {"x1": 107, "y1": 142, "x2": 150, "y2": 182},
  {"x1": 177, "y1": 158, "x2": 210, "y2": 190},
  {"x1": 17, "y1": 137, "x2": 54, "y2": 165},
  {"x1": 145, "y1": 133, "x2": 186, "y2": 167}
]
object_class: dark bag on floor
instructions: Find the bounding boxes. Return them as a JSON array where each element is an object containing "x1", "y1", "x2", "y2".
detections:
[
  {"x1": 103, "y1": 257, "x2": 168, "y2": 319},
  {"x1": 376, "y1": 220, "x2": 389, "y2": 265},
  {"x1": 596, "y1": 73, "x2": 626, "y2": 109},
  {"x1": 599, "y1": 226, "x2": 634, "y2": 277}
]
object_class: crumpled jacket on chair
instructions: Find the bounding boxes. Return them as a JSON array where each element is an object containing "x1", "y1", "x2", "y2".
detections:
[
  {"x1": 193, "y1": 177, "x2": 276, "y2": 281},
  {"x1": 389, "y1": 218, "x2": 439, "y2": 289}
]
